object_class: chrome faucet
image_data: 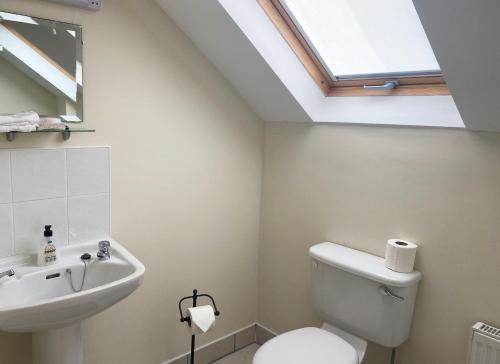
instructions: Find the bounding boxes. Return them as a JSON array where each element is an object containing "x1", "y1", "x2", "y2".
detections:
[
  {"x1": 0, "y1": 269, "x2": 15, "y2": 279},
  {"x1": 97, "y1": 240, "x2": 111, "y2": 260}
]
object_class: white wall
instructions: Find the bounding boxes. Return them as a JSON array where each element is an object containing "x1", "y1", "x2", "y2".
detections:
[
  {"x1": 157, "y1": 0, "x2": 311, "y2": 123},
  {"x1": 259, "y1": 123, "x2": 500, "y2": 364},
  {"x1": 0, "y1": 1, "x2": 264, "y2": 363}
]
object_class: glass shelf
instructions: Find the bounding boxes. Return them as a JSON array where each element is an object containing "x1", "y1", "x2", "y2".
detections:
[{"x1": 2, "y1": 128, "x2": 95, "y2": 142}]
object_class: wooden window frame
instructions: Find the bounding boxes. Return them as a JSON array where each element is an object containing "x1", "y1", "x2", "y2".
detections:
[{"x1": 258, "y1": 0, "x2": 450, "y2": 97}]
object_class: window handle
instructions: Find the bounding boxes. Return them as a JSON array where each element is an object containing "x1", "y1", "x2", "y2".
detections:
[{"x1": 364, "y1": 80, "x2": 400, "y2": 91}]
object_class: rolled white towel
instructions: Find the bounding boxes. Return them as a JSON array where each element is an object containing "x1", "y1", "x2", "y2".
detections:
[
  {"x1": 0, "y1": 124, "x2": 37, "y2": 133},
  {"x1": 0, "y1": 112, "x2": 40, "y2": 126}
]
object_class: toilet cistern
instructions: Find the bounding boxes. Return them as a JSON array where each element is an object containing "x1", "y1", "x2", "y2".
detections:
[{"x1": 253, "y1": 242, "x2": 422, "y2": 364}]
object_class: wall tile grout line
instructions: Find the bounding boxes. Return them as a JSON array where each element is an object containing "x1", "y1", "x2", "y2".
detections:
[
  {"x1": 68, "y1": 192, "x2": 110, "y2": 199},
  {"x1": 12, "y1": 197, "x2": 69, "y2": 206},
  {"x1": 8, "y1": 151, "x2": 15, "y2": 256},
  {"x1": 65, "y1": 149, "x2": 69, "y2": 247},
  {"x1": 108, "y1": 148, "x2": 111, "y2": 238},
  {"x1": 11, "y1": 195, "x2": 68, "y2": 204},
  {"x1": 8, "y1": 150, "x2": 13, "y2": 203}
]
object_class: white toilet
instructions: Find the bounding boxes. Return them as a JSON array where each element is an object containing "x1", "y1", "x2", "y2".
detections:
[{"x1": 253, "y1": 242, "x2": 422, "y2": 364}]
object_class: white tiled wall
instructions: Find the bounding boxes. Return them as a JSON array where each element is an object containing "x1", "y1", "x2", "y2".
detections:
[{"x1": 0, "y1": 147, "x2": 110, "y2": 259}]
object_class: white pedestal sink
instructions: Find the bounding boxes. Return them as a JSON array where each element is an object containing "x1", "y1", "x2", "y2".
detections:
[{"x1": 0, "y1": 239, "x2": 145, "y2": 364}]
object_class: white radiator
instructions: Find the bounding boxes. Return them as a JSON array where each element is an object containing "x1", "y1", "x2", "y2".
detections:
[{"x1": 468, "y1": 322, "x2": 500, "y2": 364}]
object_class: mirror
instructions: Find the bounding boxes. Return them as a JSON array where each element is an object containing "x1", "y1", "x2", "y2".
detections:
[{"x1": 0, "y1": 12, "x2": 83, "y2": 122}]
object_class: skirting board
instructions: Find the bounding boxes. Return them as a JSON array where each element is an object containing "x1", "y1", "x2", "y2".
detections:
[{"x1": 163, "y1": 323, "x2": 276, "y2": 364}]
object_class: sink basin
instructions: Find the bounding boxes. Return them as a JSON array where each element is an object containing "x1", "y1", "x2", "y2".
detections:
[
  {"x1": 0, "y1": 239, "x2": 144, "y2": 364},
  {"x1": 0, "y1": 239, "x2": 144, "y2": 332}
]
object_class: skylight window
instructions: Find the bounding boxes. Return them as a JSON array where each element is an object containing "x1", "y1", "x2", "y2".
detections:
[{"x1": 259, "y1": 0, "x2": 449, "y2": 96}]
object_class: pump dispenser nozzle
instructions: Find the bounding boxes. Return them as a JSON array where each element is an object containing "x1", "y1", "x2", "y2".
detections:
[{"x1": 44, "y1": 225, "x2": 53, "y2": 237}]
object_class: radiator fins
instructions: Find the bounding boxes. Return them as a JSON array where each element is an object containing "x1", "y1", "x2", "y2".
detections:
[{"x1": 468, "y1": 322, "x2": 500, "y2": 364}]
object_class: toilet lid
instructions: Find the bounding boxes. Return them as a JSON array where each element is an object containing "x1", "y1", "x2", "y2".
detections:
[{"x1": 253, "y1": 328, "x2": 358, "y2": 364}]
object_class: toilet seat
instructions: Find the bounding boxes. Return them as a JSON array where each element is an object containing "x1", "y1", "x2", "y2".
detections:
[{"x1": 253, "y1": 327, "x2": 358, "y2": 364}]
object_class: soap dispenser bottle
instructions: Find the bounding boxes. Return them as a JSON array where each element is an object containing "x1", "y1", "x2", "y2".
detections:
[{"x1": 37, "y1": 225, "x2": 59, "y2": 266}]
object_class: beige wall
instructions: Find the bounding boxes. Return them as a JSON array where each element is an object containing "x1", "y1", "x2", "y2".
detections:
[
  {"x1": 1, "y1": 2, "x2": 499, "y2": 364},
  {"x1": 0, "y1": 1, "x2": 263, "y2": 363},
  {"x1": 259, "y1": 123, "x2": 500, "y2": 364}
]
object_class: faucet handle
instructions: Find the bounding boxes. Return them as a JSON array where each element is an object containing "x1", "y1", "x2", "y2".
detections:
[
  {"x1": 97, "y1": 241, "x2": 111, "y2": 260},
  {"x1": 98, "y1": 240, "x2": 110, "y2": 251}
]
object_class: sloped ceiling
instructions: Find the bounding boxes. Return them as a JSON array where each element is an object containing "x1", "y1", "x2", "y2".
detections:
[
  {"x1": 157, "y1": 0, "x2": 310, "y2": 122},
  {"x1": 160, "y1": 0, "x2": 499, "y2": 131},
  {"x1": 413, "y1": 0, "x2": 500, "y2": 131}
]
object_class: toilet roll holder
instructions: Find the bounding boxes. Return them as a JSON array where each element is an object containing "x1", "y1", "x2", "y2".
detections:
[{"x1": 178, "y1": 289, "x2": 220, "y2": 364}]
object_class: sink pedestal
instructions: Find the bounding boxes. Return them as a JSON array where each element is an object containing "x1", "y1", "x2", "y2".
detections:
[{"x1": 33, "y1": 323, "x2": 83, "y2": 364}]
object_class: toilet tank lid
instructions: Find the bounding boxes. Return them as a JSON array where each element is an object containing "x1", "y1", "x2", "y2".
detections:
[{"x1": 309, "y1": 242, "x2": 422, "y2": 287}]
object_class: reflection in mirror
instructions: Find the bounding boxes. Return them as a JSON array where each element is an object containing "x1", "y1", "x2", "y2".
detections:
[{"x1": 0, "y1": 12, "x2": 83, "y2": 122}]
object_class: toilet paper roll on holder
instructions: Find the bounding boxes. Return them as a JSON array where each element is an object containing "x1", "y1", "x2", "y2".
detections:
[
  {"x1": 178, "y1": 289, "x2": 220, "y2": 326},
  {"x1": 178, "y1": 289, "x2": 220, "y2": 364}
]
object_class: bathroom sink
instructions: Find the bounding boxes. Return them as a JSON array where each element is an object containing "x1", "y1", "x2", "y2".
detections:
[{"x1": 0, "y1": 239, "x2": 145, "y2": 333}]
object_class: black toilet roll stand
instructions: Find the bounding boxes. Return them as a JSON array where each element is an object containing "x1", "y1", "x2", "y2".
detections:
[{"x1": 179, "y1": 289, "x2": 220, "y2": 364}]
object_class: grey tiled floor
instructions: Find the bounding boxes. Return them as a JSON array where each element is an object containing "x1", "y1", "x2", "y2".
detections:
[{"x1": 214, "y1": 344, "x2": 259, "y2": 364}]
